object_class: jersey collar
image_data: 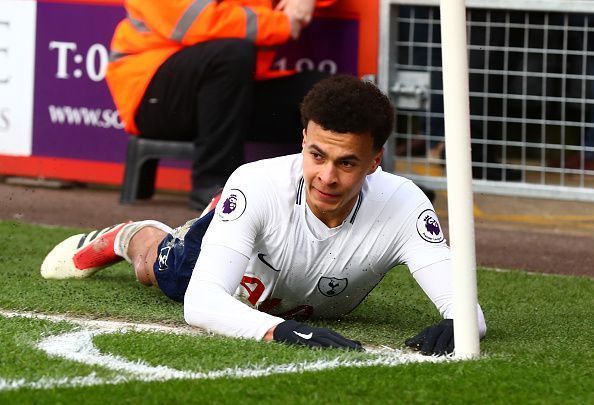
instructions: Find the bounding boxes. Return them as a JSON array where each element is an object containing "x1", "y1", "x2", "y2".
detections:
[{"x1": 295, "y1": 177, "x2": 364, "y2": 225}]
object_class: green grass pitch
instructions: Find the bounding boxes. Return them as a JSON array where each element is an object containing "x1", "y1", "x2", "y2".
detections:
[{"x1": 0, "y1": 221, "x2": 592, "y2": 404}]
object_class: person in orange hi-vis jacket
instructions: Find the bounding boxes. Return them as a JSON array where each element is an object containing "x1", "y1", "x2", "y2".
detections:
[{"x1": 106, "y1": 0, "x2": 337, "y2": 210}]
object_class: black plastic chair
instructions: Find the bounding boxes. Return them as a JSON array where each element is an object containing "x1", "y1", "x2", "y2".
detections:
[{"x1": 120, "y1": 137, "x2": 193, "y2": 204}]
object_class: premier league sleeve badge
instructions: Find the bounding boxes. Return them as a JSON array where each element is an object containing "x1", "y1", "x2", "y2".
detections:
[
  {"x1": 416, "y1": 209, "x2": 445, "y2": 243},
  {"x1": 217, "y1": 188, "x2": 247, "y2": 222}
]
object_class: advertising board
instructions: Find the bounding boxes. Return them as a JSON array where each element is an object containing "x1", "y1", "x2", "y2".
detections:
[{"x1": 0, "y1": 0, "x2": 37, "y2": 156}]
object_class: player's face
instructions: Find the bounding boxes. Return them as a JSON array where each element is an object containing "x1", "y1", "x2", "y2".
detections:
[{"x1": 302, "y1": 121, "x2": 383, "y2": 228}]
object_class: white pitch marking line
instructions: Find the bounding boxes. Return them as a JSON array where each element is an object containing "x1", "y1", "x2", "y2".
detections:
[
  {"x1": 0, "y1": 310, "x2": 450, "y2": 391},
  {"x1": 0, "y1": 309, "x2": 204, "y2": 335}
]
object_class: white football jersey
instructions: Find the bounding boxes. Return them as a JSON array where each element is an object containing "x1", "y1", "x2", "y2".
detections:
[{"x1": 201, "y1": 154, "x2": 450, "y2": 320}]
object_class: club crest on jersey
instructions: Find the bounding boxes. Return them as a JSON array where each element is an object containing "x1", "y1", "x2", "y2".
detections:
[
  {"x1": 157, "y1": 246, "x2": 171, "y2": 271},
  {"x1": 416, "y1": 209, "x2": 444, "y2": 243},
  {"x1": 317, "y1": 277, "x2": 348, "y2": 297},
  {"x1": 217, "y1": 188, "x2": 247, "y2": 221}
]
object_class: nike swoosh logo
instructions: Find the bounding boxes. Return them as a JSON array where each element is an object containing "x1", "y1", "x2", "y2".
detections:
[
  {"x1": 257, "y1": 253, "x2": 281, "y2": 272},
  {"x1": 293, "y1": 331, "x2": 313, "y2": 340}
]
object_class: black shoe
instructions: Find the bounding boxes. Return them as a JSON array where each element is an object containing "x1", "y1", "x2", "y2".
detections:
[{"x1": 189, "y1": 184, "x2": 223, "y2": 211}]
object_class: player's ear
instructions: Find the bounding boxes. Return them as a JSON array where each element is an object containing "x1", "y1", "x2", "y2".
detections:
[
  {"x1": 368, "y1": 147, "x2": 384, "y2": 174},
  {"x1": 302, "y1": 128, "x2": 307, "y2": 147}
]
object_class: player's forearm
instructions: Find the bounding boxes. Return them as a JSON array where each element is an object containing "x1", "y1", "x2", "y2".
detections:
[
  {"x1": 184, "y1": 244, "x2": 283, "y2": 340},
  {"x1": 184, "y1": 283, "x2": 283, "y2": 340},
  {"x1": 412, "y1": 259, "x2": 487, "y2": 337}
]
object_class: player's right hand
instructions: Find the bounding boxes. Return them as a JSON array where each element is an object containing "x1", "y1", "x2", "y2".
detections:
[{"x1": 272, "y1": 320, "x2": 363, "y2": 351}]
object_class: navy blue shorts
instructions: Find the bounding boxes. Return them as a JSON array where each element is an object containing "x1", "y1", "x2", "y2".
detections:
[{"x1": 153, "y1": 210, "x2": 214, "y2": 302}]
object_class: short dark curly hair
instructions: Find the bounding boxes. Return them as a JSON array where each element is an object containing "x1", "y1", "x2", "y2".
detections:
[{"x1": 300, "y1": 74, "x2": 395, "y2": 151}]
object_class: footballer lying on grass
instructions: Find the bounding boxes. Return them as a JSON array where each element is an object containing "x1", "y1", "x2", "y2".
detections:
[{"x1": 40, "y1": 75, "x2": 486, "y2": 354}]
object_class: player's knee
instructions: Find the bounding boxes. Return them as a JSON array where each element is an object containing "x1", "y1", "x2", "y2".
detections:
[
  {"x1": 132, "y1": 243, "x2": 159, "y2": 287},
  {"x1": 128, "y1": 227, "x2": 165, "y2": 286},
  {"x1": 133, "y1": 256, "x2": 155, "y2": 286}
]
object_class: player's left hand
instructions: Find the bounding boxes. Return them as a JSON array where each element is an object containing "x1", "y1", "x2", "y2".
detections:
[{"x1": 404, "y1": 319, "x2": 454, "y2": 356}]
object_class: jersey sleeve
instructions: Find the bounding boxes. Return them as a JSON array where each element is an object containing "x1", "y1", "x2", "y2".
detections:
[
  {"x1": 386, "y1": 181, "x2": 486, "y2": 337},
  {"x1": 184, "y1": 244, "x2": 284, "y2": 339},
  {"x1": 412, "y1": 260, "x2": 487, "y2": 337},
  {"x1": 389, "y1": 182, "x2": 451, "y2": 273}
]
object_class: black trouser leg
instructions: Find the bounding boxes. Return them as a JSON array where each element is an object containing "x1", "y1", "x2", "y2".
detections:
[
  {"x1": 193, "y1": 40, "x2": 256, "y2": 189},
  {"x1": 135, "y1": 39, "x2": 257, "y2": 191}
]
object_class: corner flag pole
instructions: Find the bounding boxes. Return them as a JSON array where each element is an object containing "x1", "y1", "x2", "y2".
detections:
[{"x1": 439, "y1": 0, "x2": 480, "y2": 358}]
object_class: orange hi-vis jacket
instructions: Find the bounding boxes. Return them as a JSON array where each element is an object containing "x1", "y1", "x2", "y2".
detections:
[{"x1": 106, "y1": 0, "x2": 336, "y2": 134}]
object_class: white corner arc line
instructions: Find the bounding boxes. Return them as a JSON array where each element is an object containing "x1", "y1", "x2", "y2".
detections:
[{"x1": 0, "y1": 310, "x2": 451, "y2": 391}]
